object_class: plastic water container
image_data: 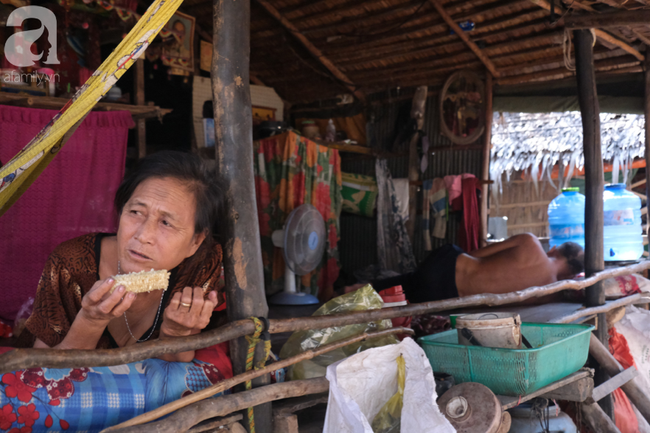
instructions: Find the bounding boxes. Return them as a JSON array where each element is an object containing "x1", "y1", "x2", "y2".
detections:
[
  {"x1": 548, "y1": 188, "x2": 585, "y2": 249},
  {"x1": 603, "y1": 183, "x2": 644, "y2": 261}
]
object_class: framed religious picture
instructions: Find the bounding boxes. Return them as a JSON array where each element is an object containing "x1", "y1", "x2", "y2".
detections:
[{"x1": 162, "y1": 11, "x2": 195, "y2": 73}]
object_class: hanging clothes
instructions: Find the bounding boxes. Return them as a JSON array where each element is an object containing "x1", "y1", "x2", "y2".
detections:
[
  {"x1": 458, "y1": 176, "x2": 481, "y2": 253},
  {"x1": 375, "y1": 160, "x2": 417, "y2": 274},
  {"x1": 422, "y1": 180, "x2": 433, "y2": 251},
  {"x1": 253, "y1": 131, "x2": 342, "y2": 302},
  {"x1": 430, "y1": 178, "x2": 448, "y2": 240}
]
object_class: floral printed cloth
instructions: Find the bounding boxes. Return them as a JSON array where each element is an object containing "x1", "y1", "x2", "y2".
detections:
[
  {"x1": 253, "y1": 131, "x2": 342, "y2": 301},
  {"x1": 0, "y1": 358, "x2": 228, "y2": 432}
]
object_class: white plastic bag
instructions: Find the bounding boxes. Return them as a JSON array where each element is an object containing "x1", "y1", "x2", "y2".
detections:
[{"x1": 323, "y1": 338, "x2": 456, "y2": 433}]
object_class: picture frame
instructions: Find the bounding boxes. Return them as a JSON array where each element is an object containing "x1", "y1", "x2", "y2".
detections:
[{"x1": 162, "y1": 11, "x2": 195, "y2": 73}]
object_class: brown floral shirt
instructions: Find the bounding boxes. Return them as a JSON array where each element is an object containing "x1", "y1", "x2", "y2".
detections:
[{"x1": 17, "y1": 233, "x2": 224, "y2": 349}]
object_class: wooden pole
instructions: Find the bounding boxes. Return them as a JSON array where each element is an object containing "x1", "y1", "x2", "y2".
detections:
[
  {"x1": 589, "y1": 334, "x2": 650, "y2": 424},
  {"x1": 406, "y1": 86, "x2": 428, "y2": 241},
  {"x1": 643, "y1": 54, "x2": 650, "y2": 219},
  {"x1": 4, "y1": 262, "x2": 650, "y2": 374},
  {"x1": 211, "y1": 0, "x2": 271, "y2": 430},
  {"x1": 135, "y1": 59, "x2": 146, "y2": 159},
  {"x1": 581, "y1": 402, "x2": 622, "y2": 433},
  {"x1": 574, "y1": 28, "x2": 612, "y2": 419},
  {"x1": 106, "y1": 378, "x2": 330, "y2": 433},
  {"x1": 480, "y1": 72, "x2": 493, "y2": 247}
]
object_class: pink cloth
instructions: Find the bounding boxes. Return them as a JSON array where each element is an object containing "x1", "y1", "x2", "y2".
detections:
[
  {"x1": 0, "y1": 106, "x2": 133, "y2": 322},
  {"x1": 444, "y1": 174, "x2": 475, "y2": 210},
  {"x1": 458, "y1": 177, "x2": 481, "y2": 253}
]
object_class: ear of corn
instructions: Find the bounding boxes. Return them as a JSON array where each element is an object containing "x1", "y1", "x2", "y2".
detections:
[{"x1": 111, "y1": 269, "x2": 171, "y2": 293}]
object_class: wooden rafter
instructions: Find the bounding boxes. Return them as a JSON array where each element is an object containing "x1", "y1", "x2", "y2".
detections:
[
  {"x1": 528, "y1": 0, "x2": 645, "y2": 61},
  {"x1": 427, "y1": 0, "x2": 500, "y2": 77},
  {"x1": 254, "y1": 0, "x2": 366, "y2": 102}
]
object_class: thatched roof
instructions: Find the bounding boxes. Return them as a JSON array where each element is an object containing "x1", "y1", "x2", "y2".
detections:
[
  {"x1": 176, "y1": 0, "x2": 650, "y2": 103},
  {"x1": 490, "y1": 111, "x2": 645, "y2": 187}
]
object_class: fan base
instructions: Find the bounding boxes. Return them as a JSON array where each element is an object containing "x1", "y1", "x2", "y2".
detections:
[{"x1": 269, "y1": 292, "x2": 320, "y2": 305}]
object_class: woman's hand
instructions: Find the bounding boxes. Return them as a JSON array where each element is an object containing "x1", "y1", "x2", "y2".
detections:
[
  {"x1": 79, "y1": 278, "x2": 137, "y2": 326},
  {"x1": 160, "y1": 287, "x2": 217, "y2": 338}
]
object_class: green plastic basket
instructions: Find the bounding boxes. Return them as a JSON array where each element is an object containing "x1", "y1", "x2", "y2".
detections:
[{"x1": 418, "y1": 323, "x2": 594, "y2": 396}]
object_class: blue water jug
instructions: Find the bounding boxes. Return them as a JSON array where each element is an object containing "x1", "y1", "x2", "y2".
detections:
[
  {"x1": 603, "y1": 183, "x2": 643, "y2": 261},
  {"x1": 548, "y1": 188, "x2": 585, "y2": 250}
]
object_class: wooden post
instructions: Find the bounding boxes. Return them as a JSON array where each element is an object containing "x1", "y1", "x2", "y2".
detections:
[
  {"x1": 211, "y1": 0, "x2": 271, "y2": 431},
  {"x1": 135, "y1": 59, "x2": 146, "y2": 159},
  {"x1": 406, "y1": 86, "x2": 428, "y2": 241},
  {"x1": 643, "y1": 54, "x2": 650, "y2": 219},
  {"x1": 480, "y1": 72, "x2": 493, "y2": 247},
  {"x1": 574, "y1": 28, "x2": 612, "y2": 419}
]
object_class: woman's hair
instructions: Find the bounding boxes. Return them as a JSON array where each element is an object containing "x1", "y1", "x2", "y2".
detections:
[{"x1": 114, "y1": 151, "x2": 226, "y2": 256}]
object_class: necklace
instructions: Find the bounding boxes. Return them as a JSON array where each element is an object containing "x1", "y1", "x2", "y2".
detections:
[{"x1": 118, "y1": 261, "x2": 164, "y2": 343}]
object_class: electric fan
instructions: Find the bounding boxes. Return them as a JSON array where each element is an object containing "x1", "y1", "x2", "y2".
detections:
[{"x1": 269, "y1": 204, "x2": 326, "y2": 305}]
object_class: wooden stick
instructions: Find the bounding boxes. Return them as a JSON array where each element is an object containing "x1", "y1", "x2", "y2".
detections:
[
  {"x1": 103, "y1": 327, "x2": 412, "y2": 431},
  {"x1": 594, "y1": 30, "x2": 645, "y2": 61},
  {"x1": 552, "y1": 294, "x2": 650, "y2": 324},
  {"x1": 427, "y1": 0, "x2": 499, "y2": 78},
  {"x1": 581, "y1": 402, "x2": 622, "y2": 433},
  {"x1": 407, "y1": 86, "x2": 428, "y2": 241},
  {"x1": 108, "y1": 377, "x2": 330, "y2": 433},
  {"x1": 3, "y1": 262, "x2": 650, "y2": 373},
  {"x1": 565, "y1": 10, "x2": 650, "y2": 30},
  {"x1": 480, "y1": 71, "x2": 493, "y2": 248},
  {"x1": 254, "y1": 0, "x2": 365, "y2": 101},
  {"x1": 589, "y1": 334, "x2": 650, "y2": 424},
  {"x1": 645, "y1": 54, "x2": 650, "y2": 221}
]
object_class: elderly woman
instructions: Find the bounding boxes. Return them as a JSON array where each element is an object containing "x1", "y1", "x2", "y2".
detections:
[{"x1": 18, "y1": 151, "x2": 225, "y2": 363}]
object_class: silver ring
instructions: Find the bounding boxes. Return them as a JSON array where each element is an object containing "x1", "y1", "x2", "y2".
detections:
[{"x1": 180, "y1": 302, "x2": 192, "y2": 308}]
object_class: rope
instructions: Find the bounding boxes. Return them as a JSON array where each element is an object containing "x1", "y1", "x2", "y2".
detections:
[{"x1": 244, "y1": 317, "x2": 271, "y2": 433}]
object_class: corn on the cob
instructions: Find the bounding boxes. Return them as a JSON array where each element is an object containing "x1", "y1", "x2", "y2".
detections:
[{"x1": 111, "y1": 269, "x2": 170, "y2": 293}]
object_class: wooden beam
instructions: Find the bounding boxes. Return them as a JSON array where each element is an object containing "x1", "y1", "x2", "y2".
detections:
[
  {"x1": 212, "y1": 0, "x2": 271, "y2": 430},
  {"x1": 528, "y1": 0, "x2": 644, "y2": 60},
  {"x1": 250, "y1": 74, "x2": 266, "y2": 86},
  {"x1": 427, "y1": 0, "x2": 500, "y2": 78},
  {"x1": 254, "y1": 0, "x2": 365, "y2": 102},
  {"x1": 591, "y1": 367, "x2": 638, "y2": 402},
  {"x1": 480, "y1": 71, "x2": 493, "y2": 248},
  {"x1": 594, "y1": 30, "x2": 644, "y2": 61},
  {"x1": 498, "y1": 370, "x2": 594, "y2": 409},
  {"x1": 407, "y1": 86, "x2": 427, "y2": 241},
  {"x1": 645, "y1": 54, "x2": 650, "y2": 215},
  {"x1": 565, "y1": 10, "x2": 650, "y2": 30}
]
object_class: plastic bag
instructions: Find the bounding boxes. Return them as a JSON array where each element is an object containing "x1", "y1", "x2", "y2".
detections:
[
  {"x1": 371, "y1": 355, "x2": 405, "y2": 433},
  {"x1": 280, "y1": 285, "x2": 398, "y2": 380},
  {"x1": 323, "y1": 338, "x2": 455, "y2": 433}
]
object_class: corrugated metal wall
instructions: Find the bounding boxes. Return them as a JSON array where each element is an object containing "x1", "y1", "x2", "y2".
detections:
[{"x1": 339, "y1": 95, "x2": 484, "y2": 275}]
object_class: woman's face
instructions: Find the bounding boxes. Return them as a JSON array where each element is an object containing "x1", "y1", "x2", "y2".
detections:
[{"x1": 117, "y1": 177, "x2": 205, "y2": 274}]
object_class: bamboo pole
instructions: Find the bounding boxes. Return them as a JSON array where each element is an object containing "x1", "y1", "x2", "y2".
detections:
[
  {"x1": 109, "y1": 377, "x2": 330, "y2": 433},
  {"x1": 103, "y1": 327, "x2": 412, "y2": 431},
  {"x1": 552, "y1": 293, "x2": 650, "y2": 324},
  {"x1": 565, "y1": 10, "x2": 650, "y2": 29},
  {"x1": 2, "y1": 261, "x2": 649, "y2": 374},
  {"x1": 480, "y1": 71, "x2": 493, "y2": 247}
]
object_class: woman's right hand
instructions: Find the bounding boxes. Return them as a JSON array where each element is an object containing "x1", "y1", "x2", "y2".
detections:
[{"x1": 79, "y1": 278, "x2": 137, "y2": 326}]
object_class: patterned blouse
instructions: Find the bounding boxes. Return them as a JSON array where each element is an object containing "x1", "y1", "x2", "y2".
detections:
[{"x1": 17, "y1": 233, "x2": 224, "y2": 349}]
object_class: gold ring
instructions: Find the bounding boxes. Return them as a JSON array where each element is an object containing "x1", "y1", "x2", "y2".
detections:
[{"x1": 180, "y1": 302, "x2": 192, "y2": 308}]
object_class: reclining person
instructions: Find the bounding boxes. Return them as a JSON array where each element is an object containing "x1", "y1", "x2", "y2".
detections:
[{"x1": 349, "y1": 234, "x2": 584, "y2": 303}]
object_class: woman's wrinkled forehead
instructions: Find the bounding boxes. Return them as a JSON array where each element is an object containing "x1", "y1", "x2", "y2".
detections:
[{"x1": 127, "y1": 177, "x2": 198, "y2": 224}]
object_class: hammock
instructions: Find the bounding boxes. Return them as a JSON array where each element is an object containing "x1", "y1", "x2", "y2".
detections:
[{"x1": 0, "y1": 0, "x2": 184, "y2": 217}]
